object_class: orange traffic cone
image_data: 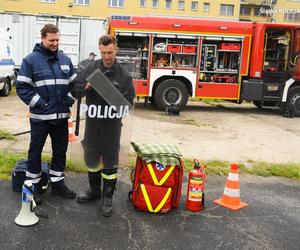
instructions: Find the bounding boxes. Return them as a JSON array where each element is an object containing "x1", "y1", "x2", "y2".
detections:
[
  {"x1": 68, "y1": 114, "x2": 76, "y2": 142},
  {"x1": 214, "y1": 163, "x2": 248, "y2": 211}
]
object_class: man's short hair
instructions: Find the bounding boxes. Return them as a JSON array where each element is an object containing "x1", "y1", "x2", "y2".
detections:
[
  {"x1": 41, "y1": 23, "x2": 59, "y2": 38},
  {"x1": 98, "y1": 35, "x2": 117, "y2": 46}
]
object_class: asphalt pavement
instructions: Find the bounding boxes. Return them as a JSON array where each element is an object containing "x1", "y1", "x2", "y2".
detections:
[{"x1": 0, "y1": 169, "x2": 299, "y2": 250}]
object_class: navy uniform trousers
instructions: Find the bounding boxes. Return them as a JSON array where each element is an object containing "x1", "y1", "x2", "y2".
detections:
[{"x1": 26, "y1": 118, "x2": 68, "y2": 186}]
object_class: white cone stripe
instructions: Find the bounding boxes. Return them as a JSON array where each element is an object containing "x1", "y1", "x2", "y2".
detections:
[
  {"x1": 228, "y1": 173, "x2": 239, "y2": 181},
  {"x1": 224, "y1": 187, "x2": 240, "y2": 197},
  {"x1": 69, "y1": 128, "x2": 74, "y2": 133}
]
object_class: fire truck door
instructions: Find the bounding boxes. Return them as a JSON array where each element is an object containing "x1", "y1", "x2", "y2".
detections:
[
  {"x1": 295, "y1": 28, "x2": 300, "y2": 75},
  {"x1": 289, "y1": 28, "x2": 300, "y2": 76}
]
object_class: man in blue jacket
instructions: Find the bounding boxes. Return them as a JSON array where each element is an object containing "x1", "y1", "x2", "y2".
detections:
[{"x1": 16, "y1": 23, "x2": 77, "y2": 201}]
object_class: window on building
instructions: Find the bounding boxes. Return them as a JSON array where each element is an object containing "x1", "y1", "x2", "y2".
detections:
[
  {"x1": 40, "y1": 0, "x2": 56, "y2": 3},
  {"x1": 74, "y1": 0, "x2": 90, "y2": 4},
  {"x1": 240, "y1": 6, "x2": 251, "y2": 16},
  {"x1": 191, "y1": 1, "x2": 198, "y2": 11},
  {"x1": 140, "y1": 0, "x2": 146, "y2": 7},
  {"x1": 108, "y1": 0, "x2": 124, "y2": 7},
  {"x1": 152, "y1": 0, "x2": 159, "y2": 8},
  {"x1": 178, "y1": 0, "x2": 185, "y2": 10},
  {"x1": 203, "y1": 2, "x2": 210, "y2": 12},
  {"x1": 285, "y1": 12, "x2": 300, "y2": 22},
  {"x1": 220, "y1": 4, "x2": 234, "y2": 16},
  {"x1": 165, "y1": 0, "x2": 172, "y2": 9}
]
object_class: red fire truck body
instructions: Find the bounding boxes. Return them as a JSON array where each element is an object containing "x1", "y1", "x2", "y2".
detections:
[{"x1": 109, "y1": 16, "x2": 300, "y2": 117}]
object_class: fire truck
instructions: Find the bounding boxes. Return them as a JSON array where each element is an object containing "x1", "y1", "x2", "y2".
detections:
[{"x1": 108, "y1": 15, "x2": 300, "y2": 117}]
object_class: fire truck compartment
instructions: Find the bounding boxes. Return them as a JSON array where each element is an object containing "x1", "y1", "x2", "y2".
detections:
[
  {"x1": 199, "y1": 39, "x2": 242, "y2": 84},
  {"x1": 116, "y1": 34, "x2": 150, "y2": 80},
  {"x1": 242, "y1": 72, "x2": 290, "y2": 102}
]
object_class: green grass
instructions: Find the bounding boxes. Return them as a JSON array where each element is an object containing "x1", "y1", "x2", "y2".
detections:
[
  {"x1": 0, "y1": 151, "x2": 88, "y2": 180},
  {"x1": 0, "y1": 129, "x2": 16, "y2": 140},
  {"x1": 40, "y1": 154, "x2": 87, "y2": 173},
  {"x1": 126, "y1": 157, "x2": 299, "y2": 180},
  {"x1": 0, "y1": 151, "x2": 26, "y2": 180},
  {"x1": 0, "y1": 150, "x2": 299, "y2": 180},
  {"x1": 183, "y1": 159, "x2": 243, "y2": 176},
  {"x1": 10, "y1": 84, "x2": 17, "y2": 96},
  {"x1": 183, "y1": 159, "x2": 299, "y2": 179},
  {"x1": 180, "y1": 117, "x2": 217, "y2": 128},
  {"x1": 244, "y1": 162, "x2": 300, "y2": 179}
]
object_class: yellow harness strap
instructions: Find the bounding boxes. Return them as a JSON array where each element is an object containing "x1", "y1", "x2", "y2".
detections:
[
  {"x1": 147, "y1": 163, "x2": 175, "y2": 186},
  {"x1": 140, "y1": 184, "x2": 172, "y2": 213}
]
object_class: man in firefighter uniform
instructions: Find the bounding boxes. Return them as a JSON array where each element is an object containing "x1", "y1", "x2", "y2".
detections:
[
  {"x1": 16, "y1": 24, "x2": 77, "y2": 202},
  {"x1": 73, "y1": 35, "x2": 135, "y2": 217}
]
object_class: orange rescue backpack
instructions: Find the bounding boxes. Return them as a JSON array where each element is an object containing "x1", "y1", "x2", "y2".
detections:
[{"x1": 129, "y1": 142, "x2": 183, "y2": 213}]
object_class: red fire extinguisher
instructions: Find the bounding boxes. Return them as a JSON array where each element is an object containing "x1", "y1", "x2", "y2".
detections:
[{"x1": 186, "y1": 159, "x2": 206, "y2": 211}]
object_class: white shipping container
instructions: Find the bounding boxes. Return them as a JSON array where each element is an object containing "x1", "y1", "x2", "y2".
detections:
[
  {"x1": 80, "y1": 19, "x2": 107, "y2": 63},
  {"x1": 58, "y1": 18, "x2": 81, "y2": 65},
  {"x1": 0, "y1": 13, "x2": 107, "y2": 67},
  {"x1": 0, "y1": 14, "x2": 36, "y2": 67}
]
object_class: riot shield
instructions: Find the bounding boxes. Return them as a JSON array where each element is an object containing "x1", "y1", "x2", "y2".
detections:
[{"x1": 69, "y1": 70, "x2": 134, "y2": 173}]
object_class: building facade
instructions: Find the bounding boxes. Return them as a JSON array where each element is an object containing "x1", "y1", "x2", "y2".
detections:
[
  {"x1": 240, "y1": 0, "x2": 300, "y2": 23},
  {"x1": 0, "y1": 0, "x2": 299, "y2": 23},
  {"x1": 0, "y1": 0, "x2": 240, "y2": 20}
]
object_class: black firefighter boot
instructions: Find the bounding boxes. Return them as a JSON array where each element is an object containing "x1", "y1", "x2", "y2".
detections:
[
  {"x1": 77, "y1": 171, "x2": 101, "y2": 203},
  {"x1": 101, "y1": 178, "x2": 117, "y2": 217}
]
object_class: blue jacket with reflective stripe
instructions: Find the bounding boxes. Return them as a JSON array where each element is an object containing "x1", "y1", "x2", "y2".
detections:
[{"x1": 16, "y1": 43, "x2": 77, "y2": 120}]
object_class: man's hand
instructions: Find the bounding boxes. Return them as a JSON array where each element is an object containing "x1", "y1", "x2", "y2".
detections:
[{"x1": 85, "y1": 82, "x2": 92, "y2": 90}]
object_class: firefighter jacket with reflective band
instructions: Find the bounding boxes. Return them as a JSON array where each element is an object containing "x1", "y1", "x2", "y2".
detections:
[
  {"x1": 16, "y1": 43, "x2": 77, "y2": 121},
  {"x1": 72, "y1": 59, "x2": 135, "y2": 122}
]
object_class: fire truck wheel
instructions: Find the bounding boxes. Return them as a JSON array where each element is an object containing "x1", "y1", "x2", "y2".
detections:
[
  {"x1": 154, "y1": 79, "x2": 188, "y2": 111},
  {"x1": 287, "y1": 86, "x2": 300, "y2": 117}
]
